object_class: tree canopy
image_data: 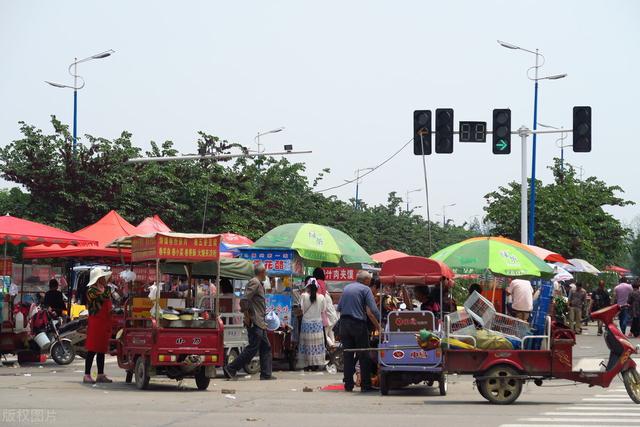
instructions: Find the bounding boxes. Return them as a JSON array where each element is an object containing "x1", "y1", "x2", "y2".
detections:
[
  {"x1": 0, "y1": 117, "x2": 477, "y2": 258},
  {"x1": 483, "y1": 159, "x2": 633, "y2": 268}
]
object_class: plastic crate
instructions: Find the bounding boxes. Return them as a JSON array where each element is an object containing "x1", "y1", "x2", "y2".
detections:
[
  {"x1": 463, "y1": 291, "x2": 496, "y2": 327},
  {"x1": 531, "y1": 282, "x2": 554, "y2": 334},
  {"x1": 487, "y1": 312, "x2": 531, "y2": 339},
  {"x1": 446, "y1": 310, "x2": 476, "y2": 336}
]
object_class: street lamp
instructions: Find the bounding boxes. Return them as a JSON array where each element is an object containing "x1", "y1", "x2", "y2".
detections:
[
  {"x1": 441, "y1": 203, "x2": 456, "y2": 227},
  {"x1": 405, "y1": 188, "x2": 422, "y2": 212},
  {"x1": 498, "y1": 40, "x2": 567, "y2": 246},
  {"x1": 45, "y1": 49, "x2": 115, "y2": 153},
  {"x1": 538, "y1": 123, "x2": 571, "y2": 173},
  {"x1": 346, "y1": 168, "x2": 374, "y2": 210},
  {"x1": 255, "y1": 127, "x2": 285, "y2": 153}
]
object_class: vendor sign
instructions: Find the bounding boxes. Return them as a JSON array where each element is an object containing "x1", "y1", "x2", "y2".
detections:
[
  {"x1": 322, "y1": 267, "x2": 358, "y2": 282},
  {"x1": 266, "y1": 294, "x2": 292, "y2": 327},
  {"x1": 238, "y1": 249, "x2": 303, "y2": 276},
  {"x1": 132, "y1": 234, "x2": 221, "y2": 262}
]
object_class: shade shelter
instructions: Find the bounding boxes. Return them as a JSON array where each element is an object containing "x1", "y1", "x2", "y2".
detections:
[{"x1": 371, "y1": 249, "x2": 409, "y2": 264}]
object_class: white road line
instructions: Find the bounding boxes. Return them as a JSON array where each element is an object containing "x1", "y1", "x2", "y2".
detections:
[
  {"x1": 561, "y1": 406, "x2": 640, "y2": 411},
  {"x1": 501, "y1": 424, "x2": 631, "y2": 427},
  {"x1": 520, "y1": 418, "x2": 640, "y2": 423},
  {"x1": 595, "y1": 394, "x2": 632, "y2": 397},
  {"x1": 583, "y1": 398, "x2": 634, "y2": 402},
  {"x1": 544, "y1": 412, "x2": 640, "y2": 417}
]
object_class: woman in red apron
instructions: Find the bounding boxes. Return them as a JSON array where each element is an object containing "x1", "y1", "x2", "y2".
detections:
[{"x1": 83, "y1": 268, "x2": 114, "y2": 384}]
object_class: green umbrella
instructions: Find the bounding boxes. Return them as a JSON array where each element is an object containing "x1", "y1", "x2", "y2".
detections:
[
  {"x1": 252, "y1": 223, "x2": 372, "y2": 265},
  {"x1": 430, "y1": 237, "x2": 554, "y2": 278}
]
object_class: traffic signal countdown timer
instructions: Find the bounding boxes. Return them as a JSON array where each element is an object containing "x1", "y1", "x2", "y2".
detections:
[
  {"x1": 492, "y1": 109, "x2": 511, "y2": 154},
  {"x1": 413, "y1": 110, "x2": 432, "y2": 155}
]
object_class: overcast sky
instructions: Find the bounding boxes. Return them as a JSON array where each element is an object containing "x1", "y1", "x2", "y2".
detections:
[{"x1": 1, "y1": 0, "x2": 638, "y2": 228}]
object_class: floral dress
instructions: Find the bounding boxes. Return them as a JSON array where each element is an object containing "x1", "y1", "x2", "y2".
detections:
[{"x1": 298, "y1": 293, "x2": 327, "y2": 367}]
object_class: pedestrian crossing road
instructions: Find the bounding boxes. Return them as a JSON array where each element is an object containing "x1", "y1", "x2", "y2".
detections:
[{"x1": 500, "y1": 386, "x2": 640, "y2": 427}]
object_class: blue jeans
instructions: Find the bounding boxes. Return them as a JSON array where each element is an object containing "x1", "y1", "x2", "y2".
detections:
[
  {"x1": 619, "y1": 306, "x2": 630, "y2": 335},
  {"x1": 228, "y1": 325, "x2": 272, "y2": 378}
]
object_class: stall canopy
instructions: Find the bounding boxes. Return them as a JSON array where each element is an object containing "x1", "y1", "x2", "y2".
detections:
[
  {"x1": 134, "y1": 215, "x2": 171, "y2": 234},
  {"x1": 220, "y1": 233, "x2": 253, "y2": 257},
  {"x1": 379, "y1": 256, "x2": 454, "y2": 285},
  {"x1": 22, "y1": 210, "x2": 136, "y2": 260},
  {"x1": 0, "y1": 214, "x2": 97, "y2": 247},
  {"x1": 161, "y1": 258, "x2": 253, "y2": 280},
  {"x1": 371, "y1": 249, "x2": 409, "y2": 264}
]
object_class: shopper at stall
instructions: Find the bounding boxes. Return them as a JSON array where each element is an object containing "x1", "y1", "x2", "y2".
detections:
[
  {"x1": 43, "y1": 278, "x2": 65, "y2": 317},
  {"x1": 628, "y1": 281, "x2": 640, "y2": 338},
  {"x1": 568, "y1": 282, "x2": 587, "y2": 334},
  {"x1": 312, "y1": 267, "x2": 328, "y2": 295},
  {"x1": 224, "y1": 263, "x2": 275, "y2": 381},
  {"x1": 83, "y1": 268, "x2": 114, "y2": 384},
  {"x1": 506, "y1": 279, "x2": 533, "y2": 321},
  {"x1": 614, "y1": 277, "x2": 634, "y2": 335},
  {"x1": 337, "y1": 270, "x2": 380, "y2": 392},
  {"x1": 298, "y1": 278, "x2": 327, "y2": 371},
  {"x1": 591, "y1": 280, "x2": 611, "y2": 336}
]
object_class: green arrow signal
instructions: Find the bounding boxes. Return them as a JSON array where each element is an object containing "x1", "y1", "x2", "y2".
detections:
[{"x1": 496, "y1": 139, "x2": 508, "y2": 151}]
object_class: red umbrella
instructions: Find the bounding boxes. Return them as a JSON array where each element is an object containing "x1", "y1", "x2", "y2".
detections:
[
  {"x1": 0, "y1": 215, "x2": 96, "y2": 247},
  {"x1": 371, "y1": 249, "x2": 409, "y2": 264},
  {"x1": 605, "y1": 265, "x2": 630, "y2": 274}
]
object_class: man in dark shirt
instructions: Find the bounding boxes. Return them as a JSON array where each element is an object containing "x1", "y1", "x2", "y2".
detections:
[
  {"x1": 224, "y1": 263, "x2": 274, "y2": 381},
  {"x1": 591, "y1": 280, "x2": 611, "y2": 336},
  {"x1": 337, "y1": 270, "x2": 380, "y2": 392},
  {"x1": 43, "y1": 279, "x2": 65, "y2": 317}
]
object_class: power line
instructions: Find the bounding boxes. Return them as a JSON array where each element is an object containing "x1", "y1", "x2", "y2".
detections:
[{"x1": 315, "y1": 137, "x2": 413, "y2": 193}]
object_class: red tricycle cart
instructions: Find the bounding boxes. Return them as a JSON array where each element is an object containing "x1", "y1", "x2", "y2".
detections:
[
  {"x1": 444, "y1": 304, "x2": 640, "y2": 404},
  {"x1": 112, "y1": 232, "x2": 225, "y2": 390}
]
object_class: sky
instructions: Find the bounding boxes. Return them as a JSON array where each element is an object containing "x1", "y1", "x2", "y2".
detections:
[{"x1": 1, "y1": 0, "x2": 638, "y2": 229}]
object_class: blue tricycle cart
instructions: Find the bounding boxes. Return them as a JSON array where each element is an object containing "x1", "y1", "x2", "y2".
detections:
[{"x1": 377, "y1": 256, "x2": 455, "y2": 396}]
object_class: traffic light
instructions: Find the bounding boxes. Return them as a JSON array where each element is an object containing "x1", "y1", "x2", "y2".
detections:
[
  {"x1": 435, "y1": 108, "x2": 454, "y2": 153},
  {"x1": 573, "y1": 106, "x2": 592, "y2": 152},
  {"x1": 492, "y1": 109, "x2": 511, "y2": 154},
  {"x1": 413, "y1": 110, "x2": 432, "y2": 155}
]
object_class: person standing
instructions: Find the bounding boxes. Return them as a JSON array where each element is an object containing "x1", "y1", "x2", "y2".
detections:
[
  {"x1": 298, "y1": 278, "x2": 327, "y2": 370},
  {"x1": 224, "y1": 263, "x2": 275, "y2": 381},
  {"x1": 337, "y1": 270, "x2": 380, "y2": 392},
  {"x1": 591, "y1": 280, "x2": 611, "y2": 336},
  {"x1": 568, "y1": 283, "x2": 587, "y2": 334},
  {"x1": 613, "y1": 277, "x2": 634, "y2": 335},
  {"x1": 628, "y1": 281, "x2": 640, "y2": 338},
  {"x1": 506, "y1": 279, "x2": 534, "y2": 321},
  {"x1": 43, "y1": 279, "x2": 66, "y2": 317},
  {"x1": 83, "y1": 268, "x2": 114, "y2": 384}
]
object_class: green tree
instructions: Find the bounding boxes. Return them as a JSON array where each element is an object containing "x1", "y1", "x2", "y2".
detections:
[{"x1": 483, "y1": 159, "x2": 633, "y2": 268}]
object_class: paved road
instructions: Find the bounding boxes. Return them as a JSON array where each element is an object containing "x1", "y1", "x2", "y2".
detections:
[{"x1": 1, "y1": 328, "x2": 639, "y2": 427}]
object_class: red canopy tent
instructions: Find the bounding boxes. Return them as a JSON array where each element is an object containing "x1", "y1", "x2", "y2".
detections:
[
  {"x1": 0, "y1": 215, "x2": 96, "y2": 247},
  {"x1": 371, "y1": 249, "x2": 409, "y2": 264},
  {"x1": 22, "y1": 210, "x2": 136, "y2": 260},
  {"x1": 134, "y1": 215, "x2": 171, "y2": 234},
  {"x1": 379, "y1": 256, "x2": 454, "y2": 285}
]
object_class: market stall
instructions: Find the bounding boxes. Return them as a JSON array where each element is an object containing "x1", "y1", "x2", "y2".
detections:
[{"x1": 110, "y1": 232, "x2": 224, "y2": 390}]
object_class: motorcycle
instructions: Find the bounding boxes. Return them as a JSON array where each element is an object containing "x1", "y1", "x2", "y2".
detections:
[{"x1": 31, "y1": 308, "x2": 76, "y2": 365}]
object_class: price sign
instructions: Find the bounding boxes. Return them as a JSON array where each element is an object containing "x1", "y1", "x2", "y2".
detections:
[{"x1": 459, "y1": 121, "x2": 487, "y2": 143}]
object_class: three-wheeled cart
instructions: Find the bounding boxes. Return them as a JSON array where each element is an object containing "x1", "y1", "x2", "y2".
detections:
[
  {"x1": 377, "y1": 256, "x2": 455, "y2": 396},
  {"x1": 111, "y1": 232, "x2": 225, "y2": 390}
]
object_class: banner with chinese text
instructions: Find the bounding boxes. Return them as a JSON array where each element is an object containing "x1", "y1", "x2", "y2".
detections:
[
  {"x1": 238, "y1": 249, "x2": 304, "y2": 276},
  {"x1": 131, "y1": 234, "x2": 221, "y2": 262},
  {"x1": 266, "y1": 294, "x2": 292, "y2": 327},
  {"x1": 322, "y1": 267, "x2": 358, "y2": 282}
]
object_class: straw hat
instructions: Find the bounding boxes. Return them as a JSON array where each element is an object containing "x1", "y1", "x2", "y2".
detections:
[{"x1": 88, "y1": 267, "x2": 112, "y2": 287}]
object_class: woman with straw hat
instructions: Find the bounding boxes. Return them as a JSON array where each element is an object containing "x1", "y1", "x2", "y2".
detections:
[{"x1": 83, "y1": 267, "x2": 114, "y2": 384}]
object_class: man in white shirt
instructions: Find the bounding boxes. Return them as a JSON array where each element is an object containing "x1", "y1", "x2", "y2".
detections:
[{"x1": 507, "y1": 279, "x2": 534, "y2": 321}]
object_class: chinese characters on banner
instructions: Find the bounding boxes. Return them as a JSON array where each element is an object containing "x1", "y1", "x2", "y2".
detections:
[
  {"x1": 322, "y1": 267, "x2": 358, "y2": 282},
  {"x1": 131, "y1": 234, "x2": 221, "y2": 262},
  {"x1": 266, "y1": 294, "x2": 292, "y2": 327},
  {"x1": 238, "y1": 249, "x2": 303, "y2": 276}
]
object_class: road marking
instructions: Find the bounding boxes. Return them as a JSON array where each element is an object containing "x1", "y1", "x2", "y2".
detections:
[
  {"x1": 520, "y1": 418, "x2": 640, "y2": 423},
  {"x1": 501, "y1": 424, "x2": 631, "y2": 427},
  {"x1": 595, "y1": 394, "x2": 632, "y2": 397},
  {"x1": 544, "y1": 412, "x2": 640, "y2": 417},
  {"x1": 561, "y1": 406, "x2": 640, "y2": 411},
  {"x1": 582, "y1": 398, "x2": 634, "y2": 402}
]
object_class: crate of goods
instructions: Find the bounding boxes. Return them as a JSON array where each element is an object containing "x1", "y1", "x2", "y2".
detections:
[
  {"x1": 487, "y1": 312, "x2": 531, "y2": 339},
  {"x1": 446, "y1": 310, "x2": 476, "y2": 337},
  {"x1": 463, "y1": 291, "x2": 496, "y2": 327}
]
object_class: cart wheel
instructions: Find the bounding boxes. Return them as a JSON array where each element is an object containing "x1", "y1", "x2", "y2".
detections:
[
  {"x1": 332, "y1": 347, "x2": 344, "y2": 373},
  {"x1": 380, "y1": 372, "x2": 389, "y2": 396},
  {"x1": 477, "y1": 380, "x2": 489, "y2": 401},
  {"x1": 244, "y1": 358, "x2": 260, "y2": 375},
  {"x1": 195, "y1": 368, "x2": 210, "y2": 391},
  {"x1": 426, "y1": 380, "x2": 434, "y2": 387},
  {"x1": 51, "y1": 341, "x2": 75, "y2": 365},
  {"x1": 125, "y1": 370, "x2": 133, "y2": 384},
  {"x1": 134, "y1": 356, "x2": 151, "y2": 390},
  {"x1": 225, "y1": 349, "x2": 239, "y2": 367},
  {"x1": 478, "y1": 365, "x2": 522, "y2": 405},
  {"x1": 623, "y1": 368, "x2": 640, "y2": 404},
  {"x1": 439, "y1": 374, "x2": 448, "y2": 396}
]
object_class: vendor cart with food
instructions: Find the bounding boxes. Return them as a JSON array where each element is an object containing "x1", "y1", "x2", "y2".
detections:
[
  {"x1": 110, "y1": 232, "x2": 225, "y2": 390},
  {"x1": 377, "y1": 256, "x2": 455, "y2": 396}
]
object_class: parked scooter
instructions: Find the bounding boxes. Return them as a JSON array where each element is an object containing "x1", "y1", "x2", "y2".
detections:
[
  {"x1": 591, "y1": 304, "x2": 640, "y2": 403},
  {"x1": 31, "y1": 307, "x2": 76, "y2": 365}
]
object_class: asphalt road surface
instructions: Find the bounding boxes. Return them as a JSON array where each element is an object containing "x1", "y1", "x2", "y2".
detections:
[{"x1": 1, "y1": 327, "x2": 639, "y2": 427}]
